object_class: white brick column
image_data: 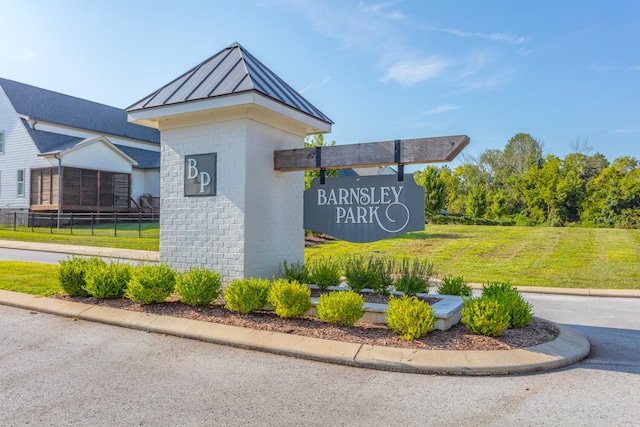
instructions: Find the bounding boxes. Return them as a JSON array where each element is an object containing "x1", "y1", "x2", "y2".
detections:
[{"x1": 157, "y1": 106, "x2": 306, "y2": 282}]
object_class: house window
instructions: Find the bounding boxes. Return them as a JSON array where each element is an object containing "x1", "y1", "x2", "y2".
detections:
[
  {"x1": 0, "y1": 131, "x2": 4, "y2": 154},
  {"x1": 17, "y1": 169, "x2": 25, "y2": 197}
]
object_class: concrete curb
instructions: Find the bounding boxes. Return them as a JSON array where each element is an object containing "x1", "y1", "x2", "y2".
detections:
[{"x1": 0, "y1": 289, "x2": 590, "y2": 376}]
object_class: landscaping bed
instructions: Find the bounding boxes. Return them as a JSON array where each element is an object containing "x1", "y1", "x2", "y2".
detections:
[{"x1": 53, "y1": 294, "x2": 559, "y2": 351}]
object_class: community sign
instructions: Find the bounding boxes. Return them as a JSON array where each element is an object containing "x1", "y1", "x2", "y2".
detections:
[{"x1": 304, "y1": 174, "x2": 425, "y2": 243}]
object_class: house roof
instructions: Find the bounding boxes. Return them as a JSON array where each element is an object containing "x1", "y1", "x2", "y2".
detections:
[
  {"x1": 1, "y1": 77, "x2": 160, "y2": 144},
  {"x1": 114, "y1": 144, "x2": 160, "y2": 169},
  {"x1": 23, "y1": 120, "x2": 159, "y2": 169},
  {"x1": 126, "y1": 42, "x2": 333, "y2": 125}
]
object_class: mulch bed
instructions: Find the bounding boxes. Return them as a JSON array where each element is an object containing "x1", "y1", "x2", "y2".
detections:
[{"x1": 53, "y1": 294, "x2": 559, "y2": 351}]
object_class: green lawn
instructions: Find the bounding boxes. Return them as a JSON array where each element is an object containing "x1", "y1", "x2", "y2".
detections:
[
  {"x1": 305, "y1": 225, "x2": 640, "y2": 289},
  {"x1": 1, "y1": 225, "x2": 638, "y2": 292},
  {"x1": 0, "y1": 229, "x2": 159, "y2": 251},
  {"x1": 0, "y1": 261, "x2": 61, "y2": 296}
]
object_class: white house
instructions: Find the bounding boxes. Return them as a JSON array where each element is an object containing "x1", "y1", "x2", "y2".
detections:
[{"x1": 0, "y1": 78, "x2": 160, "y2": 216}]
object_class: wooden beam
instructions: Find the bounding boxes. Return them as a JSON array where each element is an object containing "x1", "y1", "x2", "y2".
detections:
[{"x1": 274, "y1": 135, "x2": 470, "y2": 171}]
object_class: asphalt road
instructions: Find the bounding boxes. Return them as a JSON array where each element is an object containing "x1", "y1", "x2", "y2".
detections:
[{"x1": 1, "y1": 291, "x2": 639, "y2": 425}]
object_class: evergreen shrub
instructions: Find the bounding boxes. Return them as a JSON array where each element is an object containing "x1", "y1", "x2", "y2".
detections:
[
  {"x1": 125, "y1": 263, "x2": 176, "y2": 304},
  {"x1": 316, "y1": 291, "x2": 365, "y2": 327},
  {"x1": 307, "y1": 257, "x2": 342, "y2": 289},
  {"x1": 279, "y1": 260, "x2": 309, "y2": 283},
  {"x1": 267, "y1": 279, "x2": 311, "y2": 319},
  {"x1": 461, "y1": 297, "x2": 510, "y2": 337},
  {"x1": 437, "y1": 275, "x2": 473, "y2": 297},
  {"x1": 394, "y1": 257, "x2": 433, "y2": 295},
  {"x1": 175, "y1": 267, "x2": 222, "y2": 306},
  {"x1": 84, "y1": 261, "x2": 131, "y2": 299},
  {"x1": 224, "y1": 278, "x2": 270, "y2": 314},
  {"x1": 386, "y1": 295, "x2": 436, "y2": 340},
  {"x1": 58, "y1": 256, "x2": 105, "y2": 297},
  {"x1": 343, "y1": 254, "x2": 379, "y2": 292},
  {"x1": 482, "y1": 282, "x2": 533, "y2": 328}
]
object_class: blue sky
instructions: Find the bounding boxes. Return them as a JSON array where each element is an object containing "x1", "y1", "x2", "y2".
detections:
[{"x1": 2, "y1": 0, "x2": 639, "y2": 167}]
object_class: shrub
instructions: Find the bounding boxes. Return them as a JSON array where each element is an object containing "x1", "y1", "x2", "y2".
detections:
[
  {"x1": 175, "y1": 267, "x2": 222, "y2": 306},
  {"x1": 386, "y1": 295, "x2": 436, "y2": 340},
  {"x1": 307, "y1": 257, "x2": 342, "y2": 290},
  {"x1": 343, "y1": 254, "x2": 379, "y2": 292},
  {"x1": 394, "y1": 257, "x2": 433, "y2": 295},
  {"x1": 267, "y1": 279, "x2": 311, "y2": 318},
  {"x1": 371, "y1": 257, "x2": 396, "y2": 296},
  {"x1": 279, "y1": 260, "x2": 309, "y2": 283},
  {"x1": 316, "y1": 291, "x2": 365, "y2": 327},
  {"x1": 224, "y1": 278, "x2": 270, "y2": 314},
  {"x1": 461, "y1": 297, "x2": 511, "y2": 337},
  {"x1": 84, "y1": 261, "x2": 131, "y2": 299},
  {"x1": 125, "y1": 263, "x2": 176, "y2": 304},
  {"x1": 437, "y1": 275, "x2": 473, "y2": 297},
  {"x1": 482, "y1": 282, "x2": 533, "y2": 328},
  {"x1": 58, "y1": 256, "x2": 105, "y2": 297}
]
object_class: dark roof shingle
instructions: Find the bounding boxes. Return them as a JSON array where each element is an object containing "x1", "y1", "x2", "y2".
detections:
[{"x1": 1, "y1": 77, "x2": 160, "y2": 144}]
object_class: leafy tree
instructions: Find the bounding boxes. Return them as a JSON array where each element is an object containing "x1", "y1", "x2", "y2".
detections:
[
  {"x1": 465, "y1": 183, "x2": 488, "y2": 218},
  {"x1": 414, "y1": 166, "x2": 447, "y2": 217},
  {"x1": 582, "y1": 156, "x2": 640, "y2": 228},
  {"x1": 303, "y1": 135, "x2": 339, "y2": 190}
]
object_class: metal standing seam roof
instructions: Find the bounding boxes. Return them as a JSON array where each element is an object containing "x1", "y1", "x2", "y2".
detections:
[
  {"x1": 0, "y1": 77, "x2": 160, "y2": 144},
  {"x1": 126, "y1": 42, "x2": 333, "y2": 125}
]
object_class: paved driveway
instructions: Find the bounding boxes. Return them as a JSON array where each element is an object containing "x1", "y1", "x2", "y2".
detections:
[{"x1": 1, "y1": 293, "x2": 639, "y2": 426}]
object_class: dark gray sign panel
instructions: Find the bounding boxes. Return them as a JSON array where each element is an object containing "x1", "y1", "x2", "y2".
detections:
[
  {"x1": 304, "y1": 174, "x2": 425, "y2": 243},
  {"x1": 184, "y1": 153, "x2": 217, "y2": 196}
]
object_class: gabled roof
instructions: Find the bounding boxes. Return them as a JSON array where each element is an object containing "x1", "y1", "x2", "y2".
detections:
[
  {"x1": 23, "y1": 120, "x2": 159, "y2": 169},
  {"x1": 126, "y1": 42, "x2": 332, "y2": 125},
  {"x1": 0, "y1": 77, "x2": 160, "y2": 144}
]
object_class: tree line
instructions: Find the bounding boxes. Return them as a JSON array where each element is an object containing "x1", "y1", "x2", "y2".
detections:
[{"x1": 414, "y1": 133, "x2": 640, "y2": 228}]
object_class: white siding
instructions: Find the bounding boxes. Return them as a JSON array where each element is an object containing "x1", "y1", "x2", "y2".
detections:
[
  {"x1": 62, "y1": 141, "x2": 132, "y2": 173},
  {"x1": 0, "y1": 87, "x2": 53, "y2": 210}
]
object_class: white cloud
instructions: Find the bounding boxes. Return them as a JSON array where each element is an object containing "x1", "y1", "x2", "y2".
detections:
[
  {"x1": 435, "y1": 27, "x2": 528, "y2": 45},
  {"x1": 299, "y1": 75, "x2": 331, "y2": 94},
  {"x1": 382, "y1": 56, "x2": 450, "y2": 85},
  {"x1": 425, "y1": 104, "x2": 459, "y2": 115},
  {"x1": 613, "y1": 126, "x2": 640, "y2": 133}
]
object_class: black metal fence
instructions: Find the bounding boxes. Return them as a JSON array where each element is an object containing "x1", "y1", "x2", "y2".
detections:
[{"x1": 0, "y1": 211, "x2": 159, "y2": 237}]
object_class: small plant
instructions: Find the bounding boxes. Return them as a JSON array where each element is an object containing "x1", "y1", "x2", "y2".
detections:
[
  {"x1": 437, "y1": 275, "x2": 473, "y2": 297},
  {"x1": 307, "y1": 257, "x2": 342, "y2": 290},
  {"x1": 58, "y1": 256, "x2": 105, "y2": 297},
  {"x1": 267, "y1": 279, "x2": 311, "y2": 318},
  {"x1": 279, "y1": 260, "x2": 309, "y2": 283},
  {"x1": 343, "y1": 254, "x2": 379, "y2": 293},
  {"x1": 481, "y1": 282, "x2": 533, "y2": 328},
  {"x1": 223, "y1": 278, "x2": 270, "y2": 314},
  {"x1": 316, "y1": 291, "x2": 366, "y2": 327},
  {"x1": 371, "y1": 257, "x2": 395, "y2": 296},
  {"x1": 125, "y1": 263, "x2": 176, "y2": 304},
  {"x1": 84, "y1": 261, "x2": 131, "y2": 299},
  {"x1": 175, "y1": 267, "x2": 222, "y2": 306},
  {"x1": 394, "y1": 257, "x2": 433, "y2": 295},
  {"x1": 460, "y1": 297, "x2": 511, "y2": 337},
  {"x1": 386, "y1": 295, "x2": 436, "y2": 340}
]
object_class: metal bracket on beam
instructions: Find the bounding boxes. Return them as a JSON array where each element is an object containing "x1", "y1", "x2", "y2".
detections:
[
  {"x1": 316, "y1": 146, "x2": 326, "y2": 185},
  {"x1": 395, "y1": 140, "x2": 404, "y2": 182}
]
